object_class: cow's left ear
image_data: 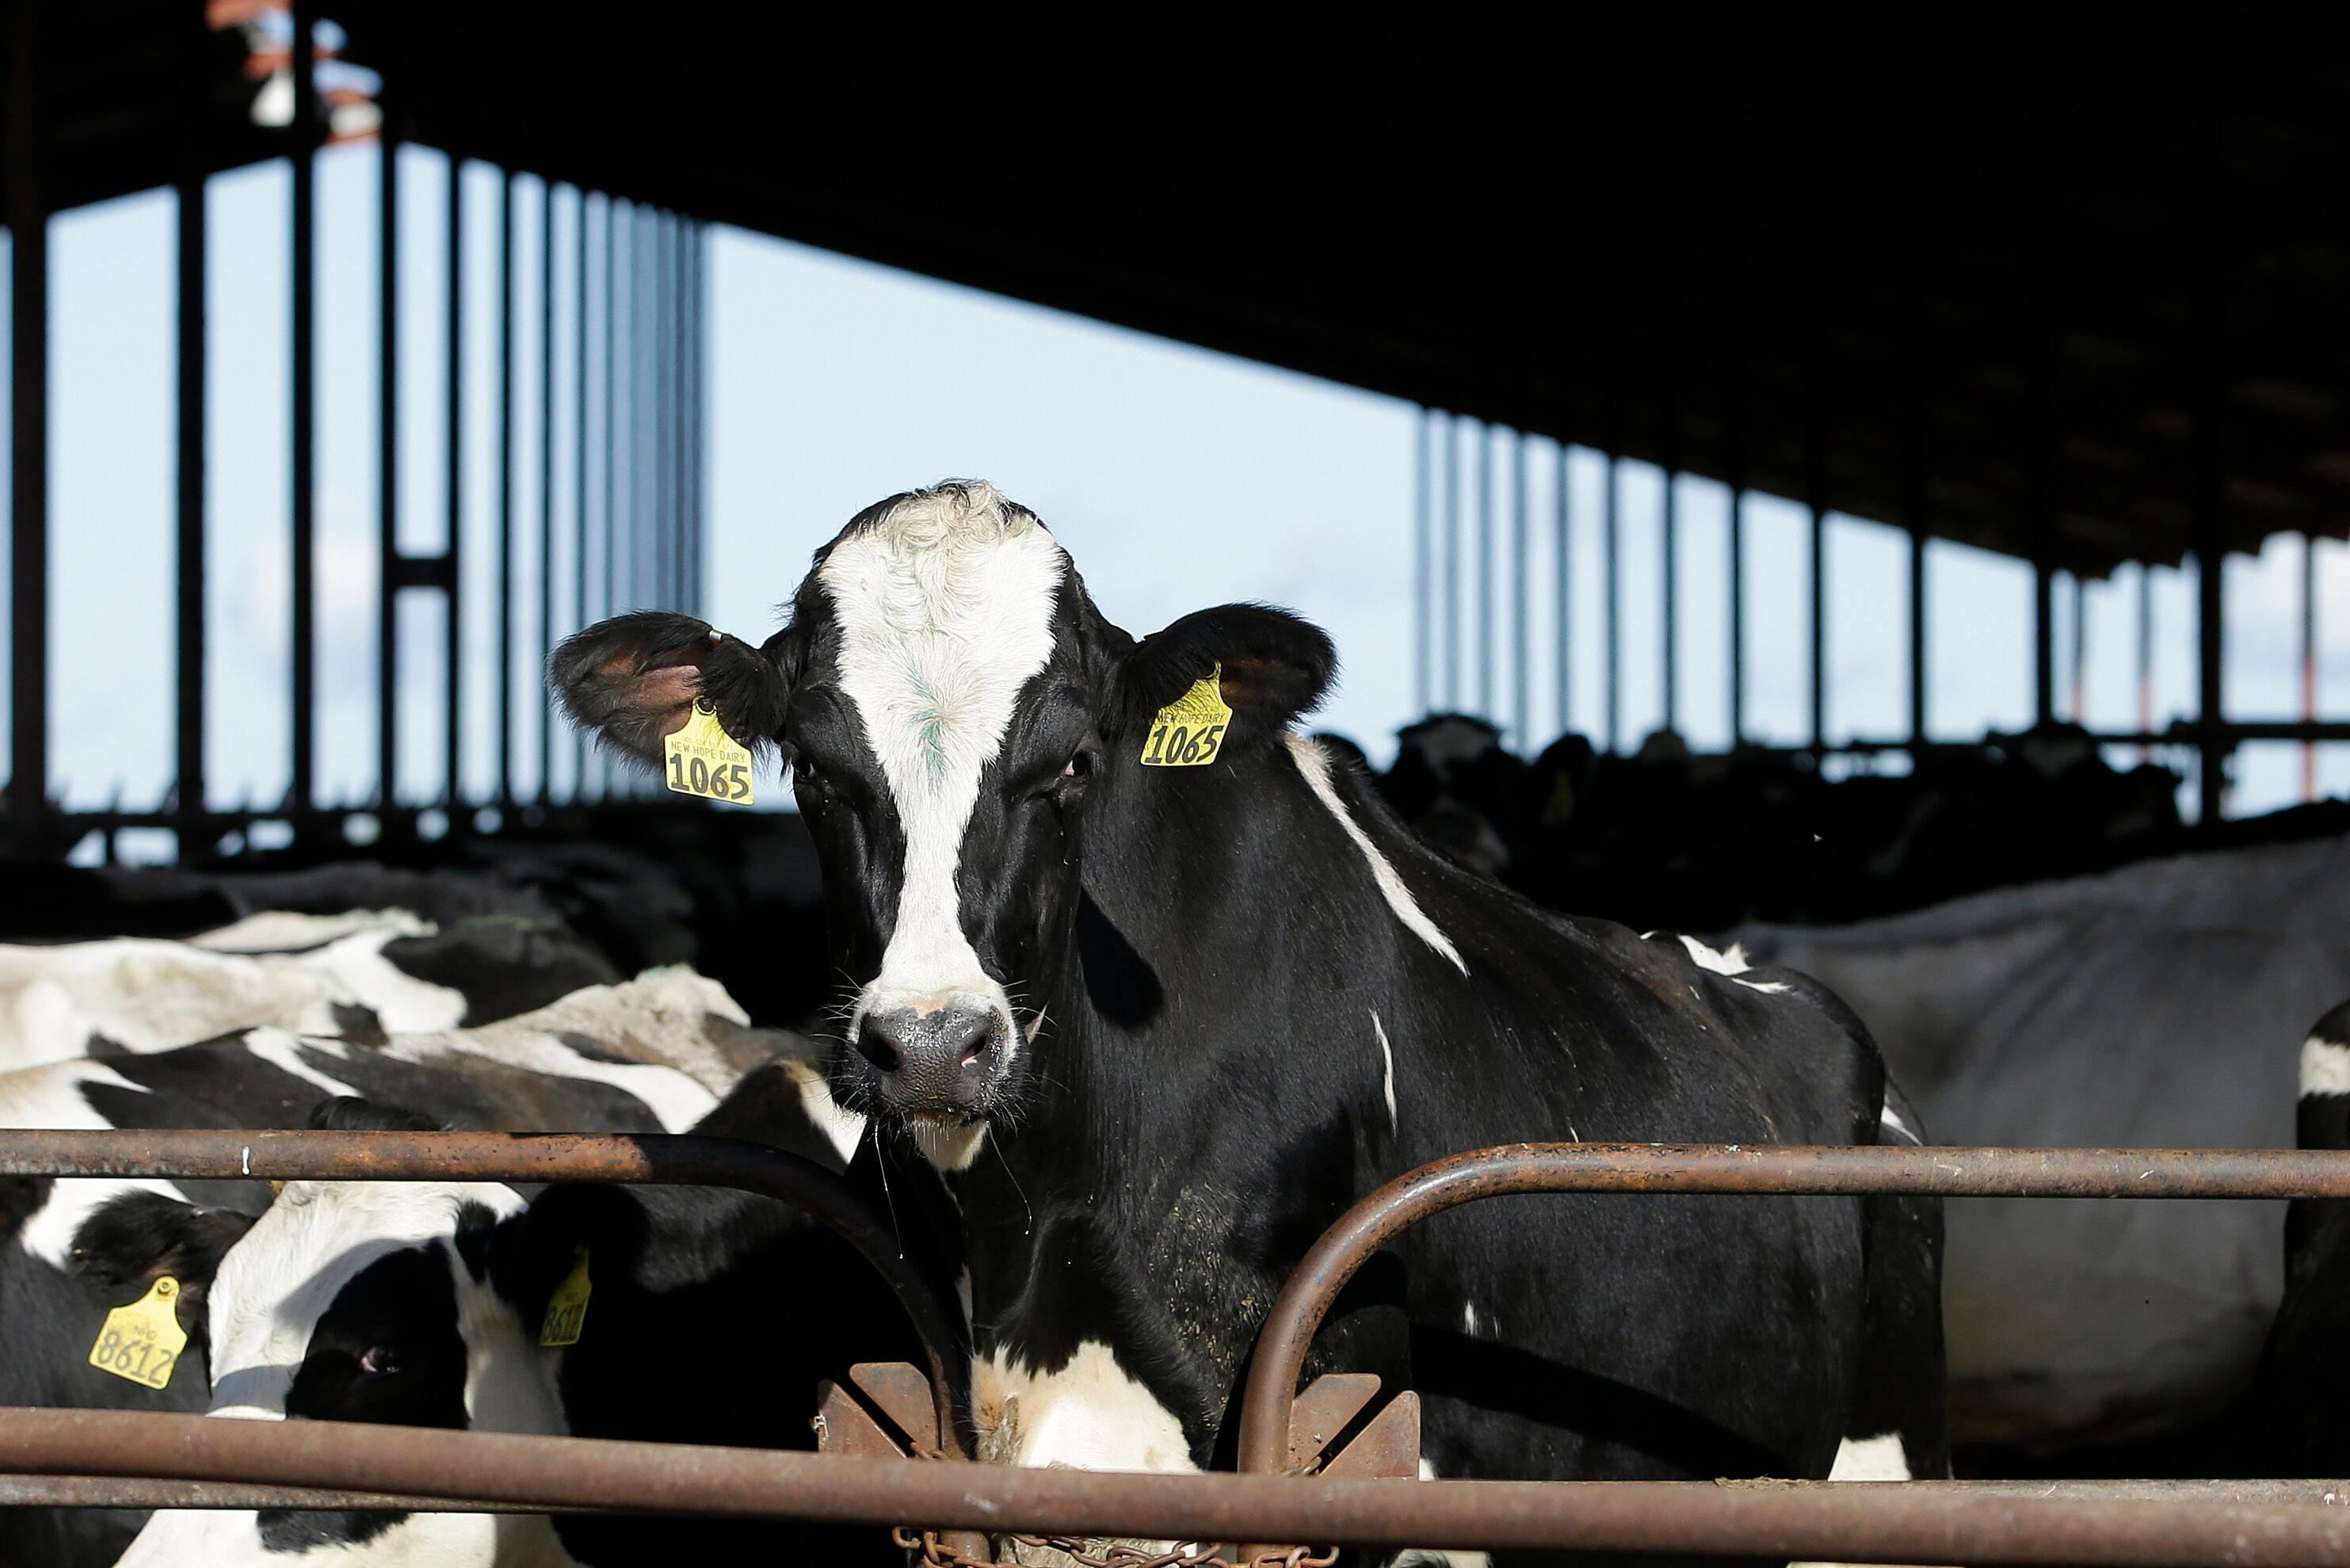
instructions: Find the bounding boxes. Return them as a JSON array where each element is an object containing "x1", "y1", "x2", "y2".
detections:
[
  {"x1": 67, "y1": 1191, "x2": 256, "y2": 1339},
  {"x1": 1112, "y1": 603, "x2": 1336, "y2": 745},
  {"x1": 551, "y1": 611, "x2": 793, "y2": 768}
]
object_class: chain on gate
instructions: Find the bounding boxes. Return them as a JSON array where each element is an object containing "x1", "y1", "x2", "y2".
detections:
[{"x1": 818, "y1": 1364, "x2": 1414, "y2": 1568}]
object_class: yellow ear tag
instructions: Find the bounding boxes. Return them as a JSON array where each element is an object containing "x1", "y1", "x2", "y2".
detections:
[
  {"x1": 663, "y1": 699, "x2": 755, "y2": 804},
  {"x1": 540, "y1": 1249, "x2": 591, "y2": 1348},
  {"x1": 1139, "y1": 663, "x2": 1232, "y2": 768},
  {"x1": 88, "y1": 1276, "x2": 189, "y2": 1391}
]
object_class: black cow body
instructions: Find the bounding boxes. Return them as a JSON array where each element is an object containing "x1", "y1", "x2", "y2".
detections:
[
  {"x1": 555, "y1": 481, "x2": 1946, "y2": 1566},
  {"x1": 2257, "y1": 999, "x2": 2350, "y2": 1471}
]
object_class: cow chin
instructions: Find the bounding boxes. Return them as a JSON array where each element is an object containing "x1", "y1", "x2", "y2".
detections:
[{"x1": 904, "y1": 1109, "x2": 994, "y2": 1173}]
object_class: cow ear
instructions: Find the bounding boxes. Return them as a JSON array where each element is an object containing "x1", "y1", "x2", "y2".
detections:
[
  {"x1": 478, "y1": 1184, "x2": 650, "y2": 1341},
  {"x1": 67, "y1": 1191, "x2": 256, "y2": 1337},
  {"x1": 1113, "y1": 603, "x2": 1336, "y2": 745},
  {"x1": 551, "y1": 611, "x2": 792, "y2": 768}
]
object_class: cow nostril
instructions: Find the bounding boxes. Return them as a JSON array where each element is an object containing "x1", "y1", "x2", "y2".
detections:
[{"x1": 856, "y1": 1017, "x2": 904, "y2": 1074}]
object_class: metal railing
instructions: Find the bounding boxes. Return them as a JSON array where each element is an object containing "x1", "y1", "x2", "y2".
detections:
[{"x1": 4, "y1": 1132, "x2": 2349, "y2": 1564}]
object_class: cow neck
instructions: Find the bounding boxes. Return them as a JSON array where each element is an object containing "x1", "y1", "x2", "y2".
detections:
[{"x1": 952, "y1": 734, "x2": 1385, "y2": 1428}]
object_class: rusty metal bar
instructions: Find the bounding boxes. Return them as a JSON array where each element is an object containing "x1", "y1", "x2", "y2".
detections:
[
  {"x1": 0, "y1": 1474, "x2": 593, "y2": 1513},
  {"x1": 1234, "y1": 1140, "x2": 2350, "y2": 1476},
  {"x1": 0, "y1": 1128, "x2": 963, "y2": 1452},
  {"x1": 3, "y1": 1410, "x2": 2348, "y2": 1566},
  {"x1": 6, "y1": 1471, "x2": 2341, "y2": 1516}
]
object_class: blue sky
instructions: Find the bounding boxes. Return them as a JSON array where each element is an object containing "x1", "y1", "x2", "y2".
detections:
[{"x1": 2, "y1": 142, "x2": 2344, "y2": 838}]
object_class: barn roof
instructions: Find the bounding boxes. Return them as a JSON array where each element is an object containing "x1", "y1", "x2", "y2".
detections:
[{"x1": 21, "y1": 8, "x2": 2350, "y2": 577}]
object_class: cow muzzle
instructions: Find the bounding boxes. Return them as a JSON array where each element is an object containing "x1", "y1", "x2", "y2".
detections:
[{"x1": 853, "y1": 999, "x2": 1010, "y2": 1117}]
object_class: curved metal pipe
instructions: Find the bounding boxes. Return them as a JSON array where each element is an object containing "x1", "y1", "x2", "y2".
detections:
[
  {"x1": 0, "y1": 1128, "x2": 965, "y2": 1454},
  {"x1": 1233, "y1": 1141, "x2": 2350, "y2": 1475}
]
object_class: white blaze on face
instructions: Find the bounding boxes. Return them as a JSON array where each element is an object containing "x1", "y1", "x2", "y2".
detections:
[{"x1": 818, "y1": 485, "x2": 1066, "y2": 1047}]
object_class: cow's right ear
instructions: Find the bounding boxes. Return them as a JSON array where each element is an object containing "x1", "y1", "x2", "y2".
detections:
[
  {"x1": 551, "y1": 612, "x2": 793, "y2": 768},
  {"x1": 475, "y1": 1183, "x2": 651, "y2": 1344}
]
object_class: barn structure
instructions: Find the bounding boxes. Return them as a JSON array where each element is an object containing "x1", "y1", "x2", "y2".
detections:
[{"x1": 4, "y1": 6, "x2": 2349, "y2": 851}]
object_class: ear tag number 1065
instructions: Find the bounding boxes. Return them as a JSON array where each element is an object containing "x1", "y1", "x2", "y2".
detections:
[
  {"x1": 89, "y1": 1276, "x2": 188, "y2": 1391},
  {"x1": 1140, "y1": 663, "x2": 1232, "y2": 768},
  {"x1": 666, "y1": 700, "x2": 755, "y2": 804}
]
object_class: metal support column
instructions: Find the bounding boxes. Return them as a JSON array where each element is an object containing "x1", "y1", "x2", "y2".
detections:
[
  {"x1": 1903, "y1": 127, "x2": 1929, "y2": 750},
  {"x1": 1603, "y1": 456, "x2": 1619, "y2": 753},
  {"x1": 1553, "y1": 442, "x2": 1570, "y2": 740},
  {"x1": 288, "y1": 3, "x2": 318, "y2": 814},
  {"x1": 2191, "y1": 106, "x2": 2227, "y2": 824},
  {"x1": 537, "y1": 177, "x2": 555, "y2": 803},
  {"x1": 1413, "y1": 410, "x2": 1431, "y2": 715},
  {"x1": 2304, "y1": 534, "x2": 2320, "y2": 802},
  {"x1": 496, "y1": 171, "x2": 516, "y2": 804},
  {"x1": 1511, "y1": 432, "x2": 1528, "y2": 750},
  {"x1": 177, "y1": 110, "x2": 208, "y2": 822},
  {"x1": 573, "y1": 189, "x2": 590, "y2": 792},
  {"x1": 443, "y1": 158, "x2": 464, "y2": 806},
  {"x1": 1441, "y1": 413, "x2": 1459, "y2": 709},
  {"x1": 9, "y1": 0, "x2": 48, "y2": 817},
  {"x1": 1475, "y1": 422, "x2": 1493, "y2": 719},
  {"x1": 375, "y1": 122, "x2": 397, "y2": 806}
]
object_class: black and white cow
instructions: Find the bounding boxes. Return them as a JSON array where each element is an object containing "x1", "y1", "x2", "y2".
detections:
[
  {"x1": 0, "y1": 971, "x2": 825, "y2": 1568},
  {"x1": 2255, "y1": 998, "x2": 2350, "y2": 1471},
  {"x1": 101, "y1": 1069, "x2": 918, "y2": 1568},
  {"x1": 0, "y1": 911, "x2": 620, "y2": 1072},
  {"x1": 556, "y1": 481, "x2": 1947, "y2": 1540}
]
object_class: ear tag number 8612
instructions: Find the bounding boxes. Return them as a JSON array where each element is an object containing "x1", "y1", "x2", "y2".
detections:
[
  {"x1": 665, "y1": 699, "x2": 755, "y2": 804},
  {"x1": 88, "y1": 1276, "x2": 189, "y2": 1391},
  {"x1": 1140, "y1": 663, "x2": 1232, "y2": 768}
]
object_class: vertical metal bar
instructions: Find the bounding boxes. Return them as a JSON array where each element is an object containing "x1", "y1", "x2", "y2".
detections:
[
  {"x1": 656, "y1": 213, "x2": 674, "y2": 612},
  {"x1": 1554, "y1": 442, "x2": 1570, "y2": 739},
  {"x1": 1661, "y1": 476, "x2": 1678, "y2": 740},
  {"x1": 1604, "y1": 456, "x2": 1619, "y2": 753},
  {"x1": 8, "y1": 0, "x2": 48, "y2": 816},
  {"x1": 2034, "y1": 563, "x2": 2055, "y2": 727},
  {"x1": 1806, "y1": 325, "x2": 1827, "y2": 753},
  {"x1": 376, "y1": 120, "x2": 398, "y2": 808},
  {"x1": 1903, "y1": 124, "x2": 1929, "y2": 751},
  {"x1": 1512, "y1": 431, "x2": 1529, "y2": 750},
  {"x1": 2191, "y1": 102, "x2": 2226, "y2": 824},
  {"x1": 573, "y1": 188, "x2": 590, "y2": 797},
  {"x1": 679, "y1": 221, "x2": 695, "y2": 616},
  {"x1": 289, "y1": 2, "x2": 318, "y2": 815},
  {"x1": 2303, "y1": 534, "x2": 2318, "y2": 803},
  {"x1": 537, "y1": 177, "x2": 554, "y2": 803},
  {"x1": 177, "y1": 147, "x2": 208, "y2": 821},
  {"x1": 1442, "y1": 414, "x2": 1459, "y2": 708},
  {"x1": 2137, "y1": 563, "x2": 2154, "y2": 760},
  {"x1": 444, "y1": 157, "x2": 464, "y2": 806},
  {"x1": 497, "y1": 170, "x2": 516, "y2": 805},
  {"x1": 1661, "y1": 284, "x2": 1681, "y2": 740},
  {"x1": 600, "y1": 198, "x2": 618, "y2": 795},
  {"x1": 1475, "y1": 423, "x2": 1494, "y2": 719},
  {"x1": 1413, "y1": 410, "x2": 1430, "y2": 715},
  {"x1": 691, "y1": 222, "x2": 708, "y2": 620},
  {"x1": 2077, "y1": 578, "x2": 2095, "y2": 731},
  {"x1": 1725, "y1": 313, "x2": 1748, "y2": 750}
]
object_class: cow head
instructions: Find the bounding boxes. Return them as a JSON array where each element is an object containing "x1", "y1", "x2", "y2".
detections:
[
  {"x1": 106, "y1": 1101, "x2": 570, "y2": 1567},
  {"x1": 554, "y1": 480, "x2": 1333, "y2": 1169}
]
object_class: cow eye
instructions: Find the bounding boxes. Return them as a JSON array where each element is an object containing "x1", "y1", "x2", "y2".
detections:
[
  {"x1": 357, "y1": 1345, "x2": 404, "y2": 1377},
  {"x1": 1062, "y1": 750, "x2": 1091, "y2": 780}
]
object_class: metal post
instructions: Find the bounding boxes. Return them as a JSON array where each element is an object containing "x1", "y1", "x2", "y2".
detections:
[
  {"x1": 376, "y1": 123, "x2": 398, "y2": 809},
  {"x1": 497, "y1": 171, "x2": 516, "y2": 806},
  {"x1": 1603, "y1": 456, "x2": 1619, "y2": 753},
  {"x1": 2035, "y1": 563, "x2": 2055, "y2": 727},
  {"x1": 655, "y1": 214, "x2": 674, "y2": 612},
  {"x1": 1553, "y1": 442, "x2": 1570, "y2": 740},
  {"x1": 1475, "y1": 422, "x2": 1494, "y2": 720},
  {"x1": 8, "y1": 0, "x2": 47, "y2": 818},
  {"x1": 1512, "y1": 432, "x2": 1529, "y2": 751},
  {"x1": 1441, "y1": 413, "x2": 1459, "y2": 709},
  {"x1": 573, "y1": 189, "x2": 590, "y2": 797},
  {"x1": 600, "y1": 199, "x2": 618, "y2": 795},
  {"x1": 690, "y1": 223, "x2": 707, "y2": 620},
  {"x1": 177, "y1": 140, "x2": 208, "y2": 822},
  {"x1": 1903, "y1": 127, "x2": 1929, "y2": 751},
  {"x1": 2304, "y1": 534, "x2": 2319, "y2": 803},
  {"x1": 444, "y1": 158, "x2": 464, "y2": 808},
  {"x1": 1413, "y1": 411, "x2": 1430, "y2": 717},
  {"x1": 2070, "y1": 573, "x2": 2088, "y2": 724},
  {"x1": 538, "y1": 177, "x2": 554, "y2": 803},
  {"x1": 2137, "y1": 563, "x2": 2154, "y2": 761},
  {"x1": 2191, "y1": 105, "x2": 2227, "y2": 825},
  {"x1": 289, "y1": 2, "x2": 318, "y2": 815},
  {"x1": 1725, "y1": 315, "x2": 1747, "y2": 750}
]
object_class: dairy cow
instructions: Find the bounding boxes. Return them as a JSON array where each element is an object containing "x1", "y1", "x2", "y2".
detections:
[
  {"x1": 556, "y1": 481, "x2": 1948, "y2": 1557},
  {"x1": 0, "y1": 971, "x2": 809, "y2": 1568},
  {"x1": 102, "y1": 1065, "x2": 915, "y2": 1568}
]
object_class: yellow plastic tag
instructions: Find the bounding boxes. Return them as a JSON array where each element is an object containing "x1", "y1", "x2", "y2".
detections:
[
  {"x1": 540, "y1": 1249, "x2": 591, "y2": 1348},
  {"x1": 664, "y1": 700, "x2": 755, "y2": 805},
  {"x1": 88, "y1": 1277, "x2": 189, "y2": 1391},
  {"x1": 1139, "y1": 664, "x2": 1232, "y2": 768}
]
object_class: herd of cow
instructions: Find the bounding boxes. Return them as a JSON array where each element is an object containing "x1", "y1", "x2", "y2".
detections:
[{"x1": 4, "y1": 481, "x2": 2349, "y2": 1568}]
